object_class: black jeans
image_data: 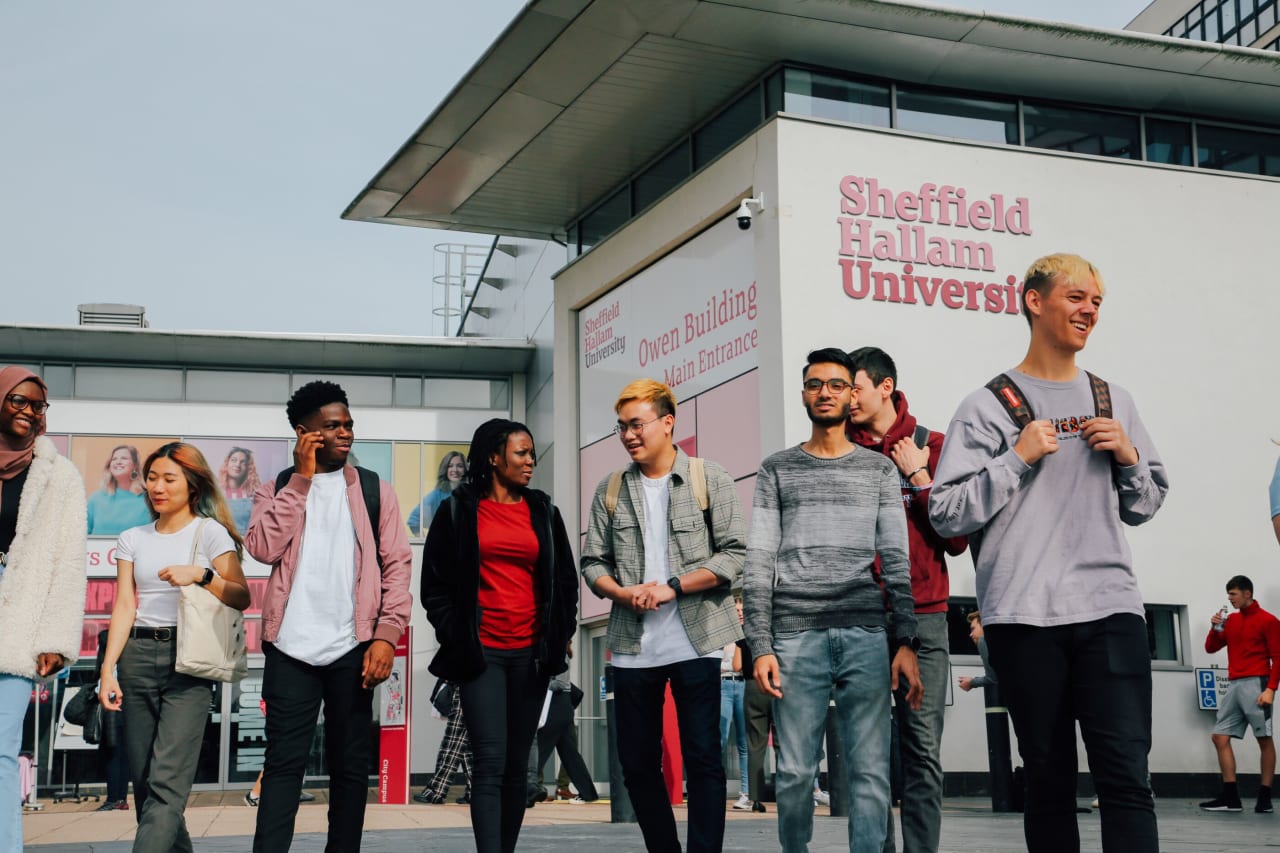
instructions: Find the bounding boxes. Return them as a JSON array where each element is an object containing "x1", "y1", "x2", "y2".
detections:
[
  {"x1": 537, "y1": 690, "x2": 599, "y2": 800},
  {"x1": 254, "y1": 642, "x2": 373, "y2": 853},
  {"x1": 985, "y1": 614, "x2": 1157, "y2": 853},
  {"x1": 459, "y1": 646, "x2": 549, "y2": 853},
  {"x1": 614, "y1": 657, "x2": 726, "y2": 853}
]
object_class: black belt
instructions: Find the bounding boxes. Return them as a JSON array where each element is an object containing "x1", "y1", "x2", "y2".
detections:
[
  {"x1": 131, "y1": 626, "x2": 176, "y2": 641},
  {"x1": 721, "y1": 674, "x2": 744, "y2": 681}
]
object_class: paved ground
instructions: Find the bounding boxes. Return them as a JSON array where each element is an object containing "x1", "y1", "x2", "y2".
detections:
[{"x1": 21, "y1": 793, "x2": 1280, "y2": 851}]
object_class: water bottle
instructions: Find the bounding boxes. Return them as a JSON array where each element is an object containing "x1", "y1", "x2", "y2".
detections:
[{"x1": 1213, "y1": 605, "x2": 1230, "y2": 633}]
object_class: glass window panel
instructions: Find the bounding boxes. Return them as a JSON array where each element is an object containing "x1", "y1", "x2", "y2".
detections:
[
  {"x1": 1222, "y1": 0, "x2": 1238, "y2": 29},
  {"x1": 187, "y1": 370, "x2": 289, "y2": 404},
  {"x1": 783, "y1": 68, "x2": 890, "y2": 128},
  {"x1": 291, "y1": 374, "x2": 393, "y2": 407},
  {"x1": 1145, "y1": 118, "x2": 1194, "y2": 165},
  {"x1": 693, "y1": 87, "x2": 763, "y2": 169},
  {"x1": 75, "y1": 366, "x2": 184, "y2": 401},
  {"x1": 1205, "y1": 7, "x2": 1221, "y2": 39},
  {"x1": 1197, "y1": 123, "x2": 1280, "y2": 174},
  {"x1": 1144, "y1": 605, "x2": 1183, "y2": 662},
  {"x1": 489, "y1": 380, "x2": 511, "y2": 411},
  {"x1": 1023, "y1": 103, "x2": 1140, "y2": 159},
  {"x1": 41, "y1": 364, "x2": 73, "y2": 398},
  {"x1": 578, "y1": 186, "x2": 630, "y2": 249},
  {"x1": 424, "y1": 378, "x2": 499, "y2": 409},
  {"x1": 896, "y1": 88, "x2": 1019, "y2": 145},
  {"x1": 945, "y1": 597, "x2": 979, "y2": 656},
  {"x1": 393, "y1": 376, "x2": 423, "y2": 408},
  {"x1": 764, "y1": 69, "x2": 784, "y2": 117},
  {"x1": 632, "y1": 140, "x2": 691, "y2": 213}
]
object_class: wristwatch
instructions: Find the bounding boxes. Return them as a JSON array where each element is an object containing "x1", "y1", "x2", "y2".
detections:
[
  {"x1": 667, "y1": 575, "x2": 683, "y2": 597},
  {"x1": 197, "y1": 567, "x2": 215, "y2": 587},
  {"x1": 895, "y1": 635, "x2": 921, "y2": 652}
]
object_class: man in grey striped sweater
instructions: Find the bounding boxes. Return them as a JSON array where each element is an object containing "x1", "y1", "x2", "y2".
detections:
[{"x1": 744, "y1": 348, "x2": 922, "y2": 853}]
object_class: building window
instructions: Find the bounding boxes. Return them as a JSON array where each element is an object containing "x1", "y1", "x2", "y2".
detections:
[
  {"x1": 693, "y1": 87, "x2": 764, "y2": 169},
  {"x1": 75, "y1": 366, "x2": 184, "y2": 402},
  {"x1": 783, "y1": 67, "x2": 889, "y2": 129},
  {"x1": 424, "y1": 378, "x2": 509, "y2": 410},
  {"x1": 187, "y1": 370, "x2": 290, "y2": 404},
  {"x1": 393, "y1": 376, "x2": 423, "y2": 408},
  {"x1": 896, "y1": 88, "x2": 1019, "y2": 145},
  {"x1": 1197, "y1": 123, "x2": 1280, "y2": 176},
  {"x1": 1145, "y1": 118, "x2": 1194, "y2": 166},
  {"x1": 632, "y1": 140, "x2": 691, "y2": 214},
  {"x1": 1146, "y1": 604, "x2": 1186, "y2": 663},
  {"x1": 292, "y1": 374, "x2": 393, "y2": 407},
  {"x1": 946, "y1": 597, "x2": 980, "y2": 657},
  {"x1": 1023, "y1": 103, "x2": 1140, "y2": 159},
  {"x1": 579, "y1": 185, "x2": 631, "y2": 251}
]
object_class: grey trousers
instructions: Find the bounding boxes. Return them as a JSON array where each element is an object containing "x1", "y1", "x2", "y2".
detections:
[
  {"x1": 118, "y1": 635, "x2": 214, "y2": 853},
  {"x1": 885, "y1": 612, "x2": 948, "y2": 853}
]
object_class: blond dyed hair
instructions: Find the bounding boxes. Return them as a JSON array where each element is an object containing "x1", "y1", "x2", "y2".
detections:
[
  {"x1": 614, "y1": 379, "x2": 677, "y2": 418},
  {"x1": 1022, "y1": 253, "x2": 1106, "y2": 328}
]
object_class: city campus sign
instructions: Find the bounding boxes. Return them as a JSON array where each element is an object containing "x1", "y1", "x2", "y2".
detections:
[{"x1": 837, "y1": 176, "x2": 1034, "y2": 315}]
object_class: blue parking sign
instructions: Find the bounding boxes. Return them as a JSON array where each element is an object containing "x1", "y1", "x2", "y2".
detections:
[
  {"x1": 1201, "y1": 688, "x2": 1218, "y2": 710},
  {"x1": 1198, "y1": 670, "x2": 1217, "y2": 690}
]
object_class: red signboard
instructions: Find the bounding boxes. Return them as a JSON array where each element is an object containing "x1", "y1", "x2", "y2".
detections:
[{"x1": 377, "y1": 628, "x2": 411, "y2": 804}]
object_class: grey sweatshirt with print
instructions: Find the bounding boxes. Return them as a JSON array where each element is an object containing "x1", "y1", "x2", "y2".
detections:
[
  {"x1": 928, "y1": 369, "x2": 1168, "y2": 627},
  {"x1": 742, "y1": 445, "x2": 915, "y2": 660}
]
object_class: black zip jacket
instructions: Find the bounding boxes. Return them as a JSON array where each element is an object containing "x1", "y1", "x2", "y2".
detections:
[{"x1": 421, "y1": 485, "x2": 578, "y2": 683}]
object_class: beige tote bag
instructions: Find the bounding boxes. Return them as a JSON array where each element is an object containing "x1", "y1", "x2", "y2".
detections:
[{"x1": 175, "y1": 518, "x2": 249, "y2": 683}]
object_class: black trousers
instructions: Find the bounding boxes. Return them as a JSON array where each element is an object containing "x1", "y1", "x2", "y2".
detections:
[
  {"x1": 614, "y1": 657, "x2": 726, "y2": 853},
  {"x1": 537, "y1": 690, "x2": 599, "y2": 800},
  {"x1": 254, "y1": 642, "x2": 373, "y2": 853},
  {"x1": 985, "y1": 614, "x2": 1157, "y2": 853},
  {"x1": 460, "y1": 646, "x2": 549, "y2": 853}
]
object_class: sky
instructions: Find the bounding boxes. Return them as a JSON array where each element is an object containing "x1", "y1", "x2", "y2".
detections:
[{"x1": 1, "y1": 1, "x2": 1151, "y2": 337}]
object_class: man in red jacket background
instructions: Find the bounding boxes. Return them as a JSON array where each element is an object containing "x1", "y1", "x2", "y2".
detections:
[
  {"x1": 1201, "y1": 574, "x2": 1280, "y2": 814},
  {"x1": 847, "y1": 347, "x2": 967, "y2": 853}
]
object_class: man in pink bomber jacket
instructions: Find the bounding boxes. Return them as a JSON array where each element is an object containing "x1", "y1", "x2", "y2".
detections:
[{"x1": 245, "y1": 380, "x2": 412, "y2": 853}]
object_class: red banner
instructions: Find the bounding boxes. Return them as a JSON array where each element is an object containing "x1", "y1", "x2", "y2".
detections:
[{"x1": 377, "y1": 628, "x2": 411, "y2": 804}]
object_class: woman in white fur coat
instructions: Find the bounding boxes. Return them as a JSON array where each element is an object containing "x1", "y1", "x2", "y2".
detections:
[{"x1": 0, "y1": 366, "x2": 87, "y2": 853}]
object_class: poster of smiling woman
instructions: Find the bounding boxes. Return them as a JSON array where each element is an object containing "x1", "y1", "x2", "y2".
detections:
[{"x1": 70, "y1": 436, "x2": 179, "y2": 537}]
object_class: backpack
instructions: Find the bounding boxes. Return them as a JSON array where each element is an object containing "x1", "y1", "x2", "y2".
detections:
[
  {"x1": 984, "y1": 371, "x2": 1112, "y2": 427},
  {"x1": 604, "y1": 456, "x2": 709, "y2": 518},
  {"x1": 274, "y1": 466, "x2": 383, "y2": 563}
]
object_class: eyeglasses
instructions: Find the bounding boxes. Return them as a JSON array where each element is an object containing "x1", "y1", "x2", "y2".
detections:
[
  {"x1": 802, "y1": 378, "x2": 851, "y2": 394},
  {"x1": 4, "y1": 394, "x2": 50, "y2": 415},
  {"x1": 614, "y1": 417, "x2": 662, "y2": 437}
]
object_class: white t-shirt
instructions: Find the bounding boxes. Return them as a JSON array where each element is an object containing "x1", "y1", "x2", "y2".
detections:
[
  {"x1": 613, "y1": 472, "x2": 711, "y2": 669},
  {"x1": 275, "y1": 469, "x2": 359, "y2": 666},
  {"x1": 116, "y1": 517, "x2": 236, "y2": 628}
]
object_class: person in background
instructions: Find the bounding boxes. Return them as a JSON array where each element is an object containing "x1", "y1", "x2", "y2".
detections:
[
  {"x1": 407, "y1": 451, "x2": 466, "y2": 537},
  {"x1": 92, "y1": 629, "x2": 130, "y2": 812},
  {"x1": 532, "y1": 640, "x2": 598, "y2": 804},
  {"x1": 99, "y1": 442, "x2": 251, "y2": 853},
  {"x1": 423, "y1": 419, "x2": 578, "y2": 853},
  {"x1": 956, "y1": 613, "x2": 997, "y2": 696},
  {"x1": 219, "y1": 447, "x2": 261, "y2": 535},
  {"x1": 1270, "y1": 449, "x2": 1280, "y2": 547},
  {"x1": 722, "y1": 598, "x2": 751, "y2": 811},
  {"x1": 0, "y1": 366, "x2": 87, "y2": 853},
  {"x1": 87, "y1": 445, "x2": 152, "y2": 536},
  {"x1": 415, "y1": 686, "x2": 473, "y2": 805}
]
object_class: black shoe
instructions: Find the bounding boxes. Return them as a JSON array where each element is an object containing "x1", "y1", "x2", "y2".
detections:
[
  {"x1": 1200, "y1": 795, "x2": 1243, "y2": 812},
  {"x1": 456, "y1": 794, "x2": 471, "y2": 805},
  {"x1": 1257, "y1": 796, "x2": 1274, "y2": 814},
  {"x1": 752, "y1": 800, "x2": 766, "y2": 813},
  {"x1": 413, "y1": 789, "x2": 445, "y2": 804},
  {"x1": 526, "y1": 789, "x2": 547, "y2": 808}
]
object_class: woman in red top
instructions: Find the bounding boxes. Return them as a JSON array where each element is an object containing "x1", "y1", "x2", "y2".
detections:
[{"x1": 422, "y1": 419, "x2": 577, "y2": 853}]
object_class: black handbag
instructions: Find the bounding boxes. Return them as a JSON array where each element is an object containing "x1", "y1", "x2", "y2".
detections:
[
  {"x1": 63, "y1": 685, "x2": 106, "y2": 746},
  {"x1": 569, "y1": 683, "x2": 585, "y2": 709},
  {"x1": 430, "y1": 679, "x2": 457, "y2": 717}
]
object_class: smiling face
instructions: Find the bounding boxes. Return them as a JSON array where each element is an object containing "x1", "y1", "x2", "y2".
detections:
[
  {"x1": 0, "y1": 380, "x2": 47, "y2": 445},
  {"x1": 225, "y1": 450, "x2": 249, "y2": 482},
  {"x1": 1028, "y1": 272, "x2": 1102, "y2": 354},
  {"x1": 109, "y1": 447, "x2": 137, "y2": 481},
  {"x1": 490, "y1": 431, "x2": 536, "y2": 491},
  {"x1": 146, "y1": 456, "x2": 193, "y2": 518},
  {"x1": 615, "y1": 400, "x2": 675, "y2": 468},
  {"x1": 445, "y1": 454, "x2": 465, "y2": 483},
  {"x1": 297, "y1": 402, "x2": 354, "y2": 472}
]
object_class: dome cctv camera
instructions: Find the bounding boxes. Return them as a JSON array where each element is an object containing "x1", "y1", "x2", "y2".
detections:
[{"x1": 736, "y1": 194, "x2": 764, "y2": 231}]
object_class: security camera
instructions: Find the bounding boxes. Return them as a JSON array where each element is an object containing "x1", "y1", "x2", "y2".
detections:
[{"x1": 736, "y1": 194, "x2": 764, "y2": 230}]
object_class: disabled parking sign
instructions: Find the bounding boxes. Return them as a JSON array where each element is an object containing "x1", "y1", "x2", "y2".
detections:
[{"x1": 1195, "y1": 668, "x2": 1229, "y2": 711}]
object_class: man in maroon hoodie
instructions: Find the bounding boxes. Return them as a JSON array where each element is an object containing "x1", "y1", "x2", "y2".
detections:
[
  {"x1": 1201, "y1": 574, "x2": 1280, "y2": 814},
  {"x1": 847, "y1": 347, "x2": 967, "y2": 853}
]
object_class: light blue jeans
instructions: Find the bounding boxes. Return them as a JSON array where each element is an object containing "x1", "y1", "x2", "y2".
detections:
[
  {"x1": 719, "y1": 676, "x2": 749, "y2": 793},
  {"x1": 0, "y1": 675, "x2": 32, "y2": 853},
  {"x1": 773, "y1": 626, "x2": 891, "y2": 853}
]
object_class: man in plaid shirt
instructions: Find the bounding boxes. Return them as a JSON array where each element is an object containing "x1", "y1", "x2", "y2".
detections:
[{"x1": 582, "y1": 379, "x2": 747, "y2": 853}]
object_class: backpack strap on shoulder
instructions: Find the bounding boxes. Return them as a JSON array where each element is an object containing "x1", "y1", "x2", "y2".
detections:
[
  {"x1": 985, "y1": 373, "x2": 1035, "y2": 428},
  {"x1": 604, "y1": 469, "x2": 625, "y2": 519},
  {"x1": 912, "y1": 424, "x2": 930, "y2": 449},
  {"x1": 356, "y1": 466, "x2": 382, "y2": 564},
  {"x1": 1086, "y1": 371, "x2": 1112, "y2": 419},
  {"x1": 688, "y1": 457, "x2": 709, "y2": 512},
  {"x1": 274, "y1": 466, "x2": 294, "y2": 494}
]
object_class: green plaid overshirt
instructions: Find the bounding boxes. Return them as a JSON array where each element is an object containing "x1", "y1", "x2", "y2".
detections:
[{"x1": 581, "y1": 448, "x2": 746, "y2": 656}]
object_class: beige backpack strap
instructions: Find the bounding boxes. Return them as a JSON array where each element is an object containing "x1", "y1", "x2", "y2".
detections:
[
  {"x1": 605, "y1": 469, "x2": 625, "y2": 518},
  {"x1": 689, "y1": 457, "x2": 708, "y2": 512}
]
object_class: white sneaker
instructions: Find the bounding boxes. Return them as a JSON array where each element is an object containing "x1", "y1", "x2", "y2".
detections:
[
  {"x1": 733, "y1": 793, "x2": 752, "y2": 810},
  {"x1": 813, "y1": 789, "x2": 830, "y2": 806},
  {"x1": 1091, "y1": 797, "x2": 1100, "y2": 808}
]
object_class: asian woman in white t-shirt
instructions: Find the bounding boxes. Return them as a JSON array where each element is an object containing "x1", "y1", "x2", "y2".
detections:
[{"x1": 98, "y1": 442, "x2": 250, "y2": 853}]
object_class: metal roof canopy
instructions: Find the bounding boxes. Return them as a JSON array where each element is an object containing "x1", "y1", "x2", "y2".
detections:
[
  {"x1": 0, "y1": 324, "x2": 534, "y2": 376},
  {"x1": 343, "y1": 0, "x2": 1280, "y2": 241}
]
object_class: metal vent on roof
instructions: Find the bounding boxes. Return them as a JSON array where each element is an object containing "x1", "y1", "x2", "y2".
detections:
[{"x1": 77, "y1": 303, "x2": 149, "y2": 328}]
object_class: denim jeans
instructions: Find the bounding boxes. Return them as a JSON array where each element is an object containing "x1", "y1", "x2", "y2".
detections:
[
  {"x1": 773, "y1": 626, "x2": 891, "y2": 853},
  {"x1": 0, "y1": 675, "x2": 30, "y2": 853},
  {"x1": 720, "y1": 676, "x2": 749, "y2": 793},
  {"x1": 985, "y1": 614, "x2": 1157, "y2": 853},
  {"x1": 884, "y1": 612, "x2": 948, "y2": 853},
  {"x1": 614, "y1": 657, "x2": 726, "y2": 853}
]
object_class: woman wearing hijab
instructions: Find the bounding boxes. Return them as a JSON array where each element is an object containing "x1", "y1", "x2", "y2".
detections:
[
  {"x1": 0, "y1": 366, "x2": 87, "y2": 853},
  {"x1": 422, "y1": 419, "x2": 578, "y2": 853}
]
